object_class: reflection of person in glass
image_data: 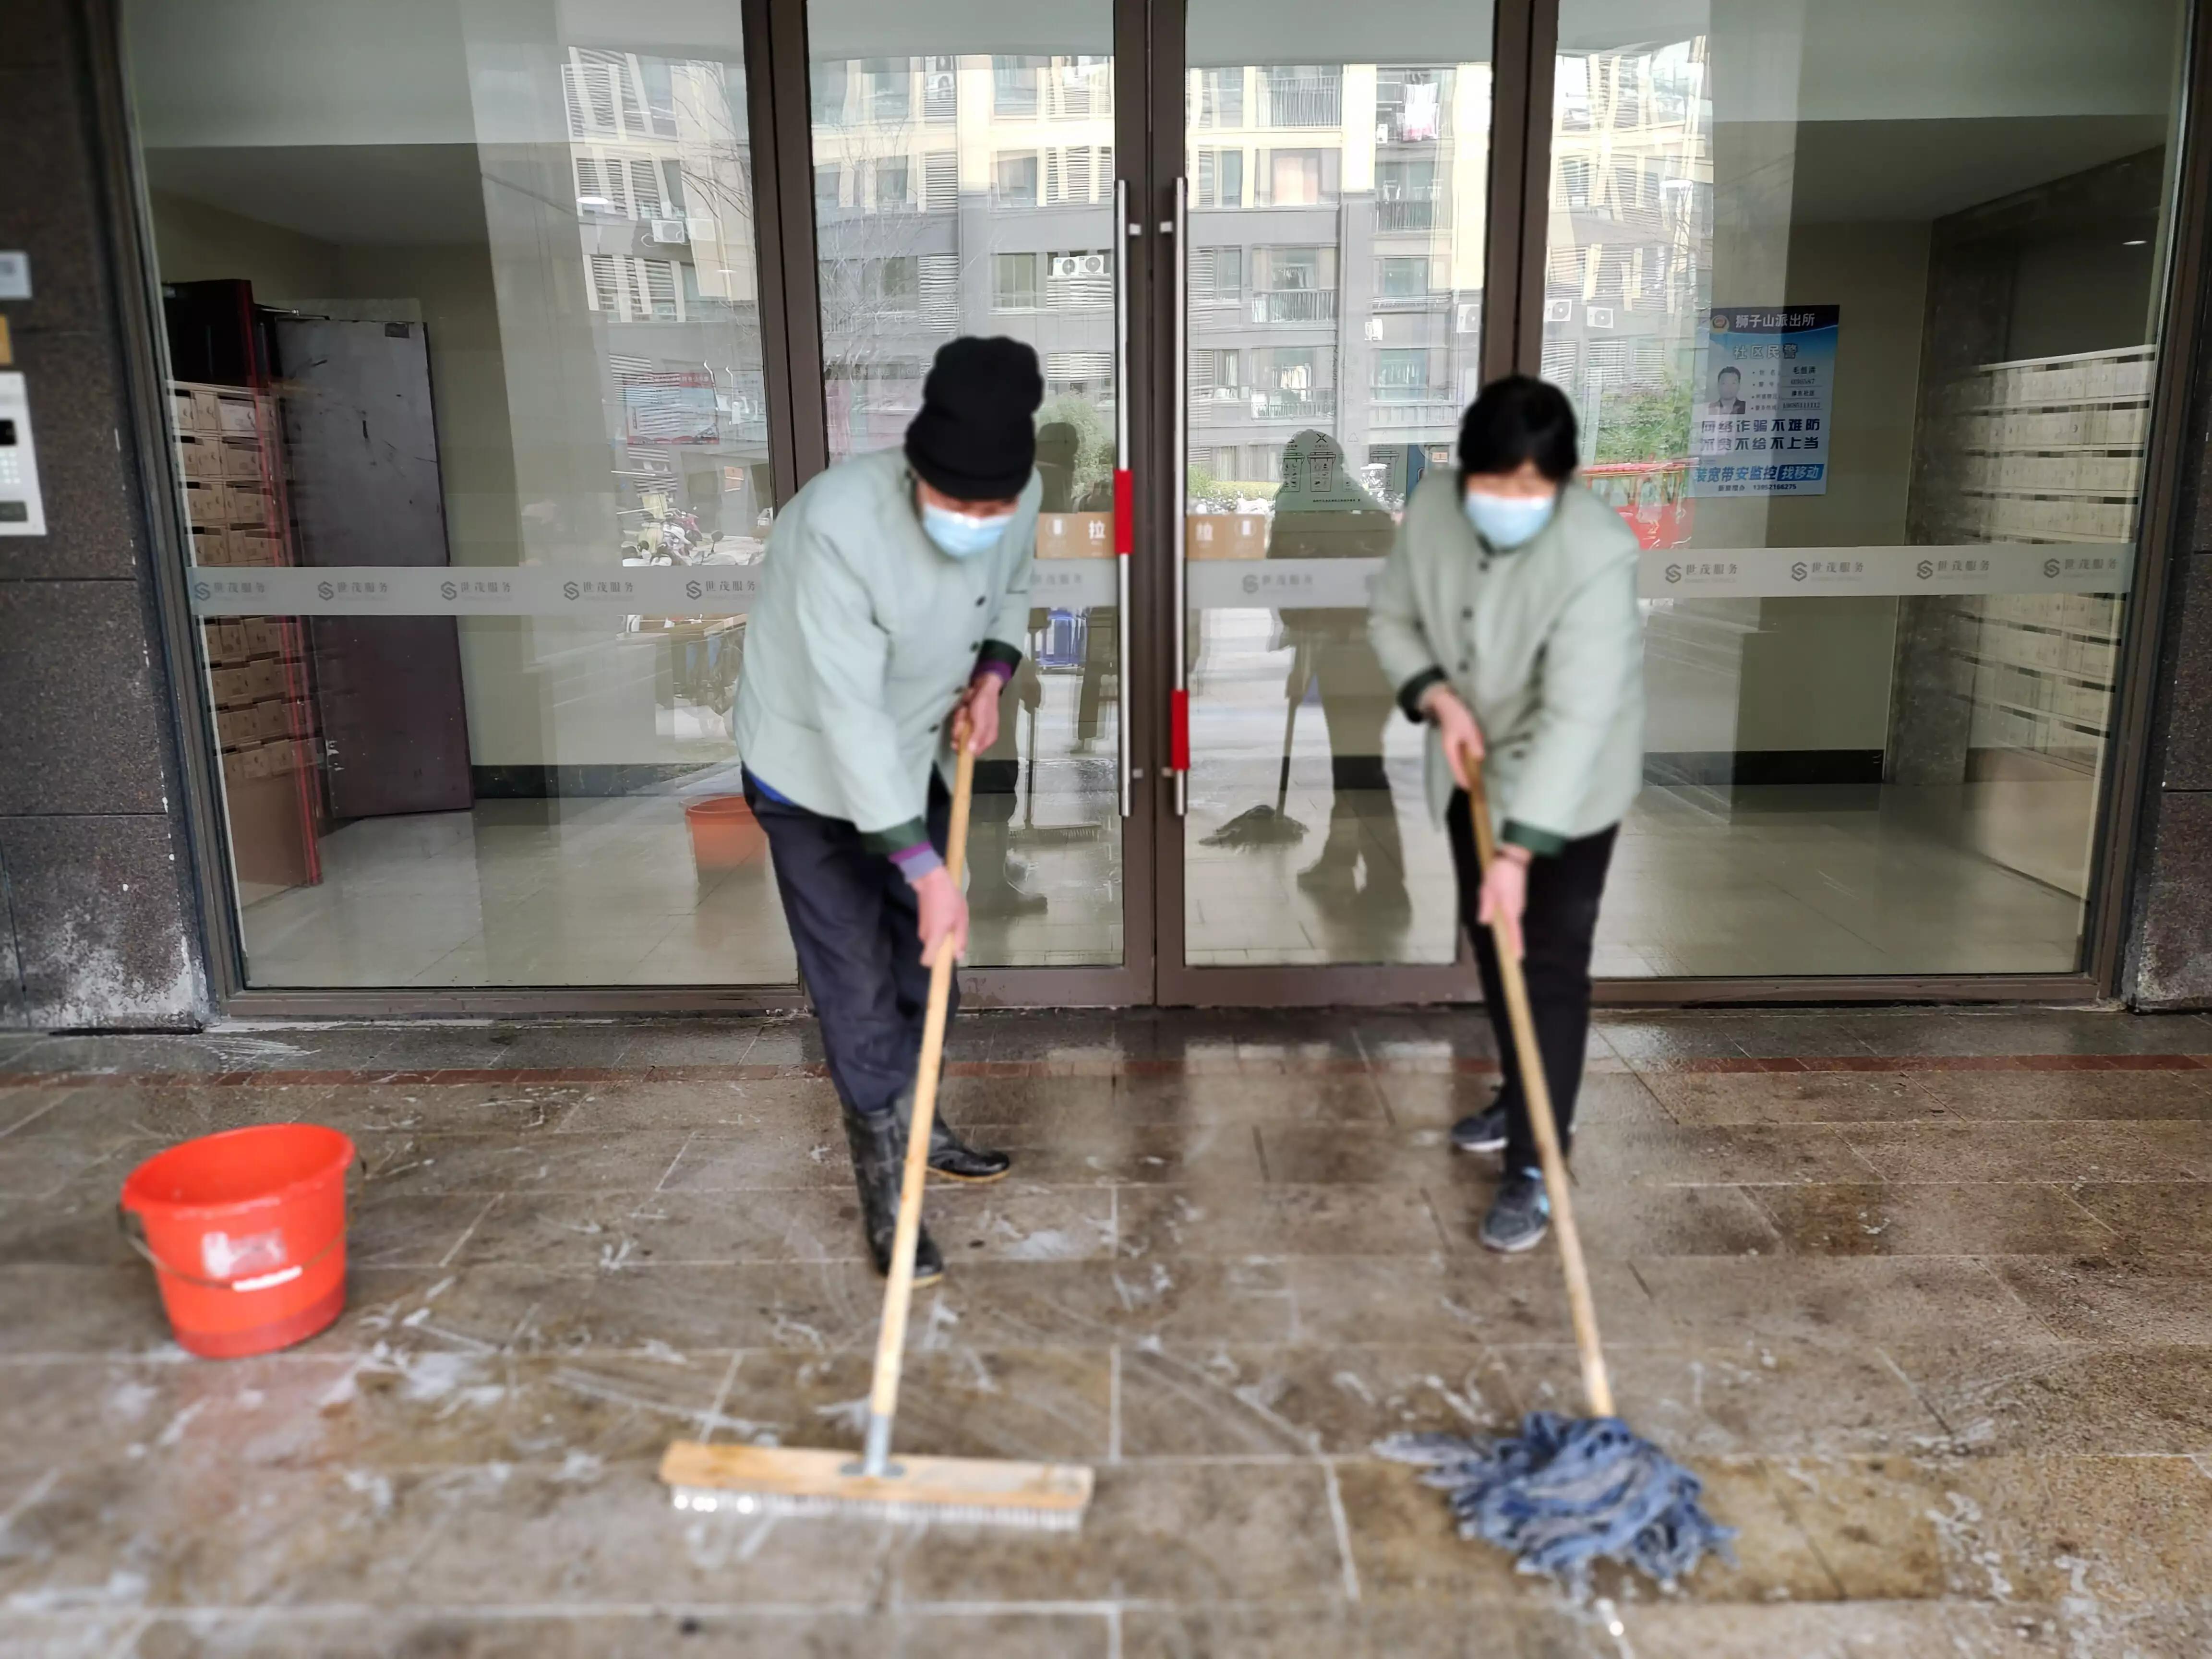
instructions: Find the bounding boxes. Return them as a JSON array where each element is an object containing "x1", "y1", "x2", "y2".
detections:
[
  {"x1": 1367, "y1": 378, "x2": 1643, "y2": 1255},
  {"x1": 1707, "y1": 364, "x2": 1745, "y2": 414},
  {"x1": 966, "y1": 426, "x2": 1084, "y2": 922},
  {"x1": 1270, "y1": 429, "x2": 1407, "y2": 918},
  {"x1": 1036, "y1": 420, "x2": 1120, "y2": 752}
]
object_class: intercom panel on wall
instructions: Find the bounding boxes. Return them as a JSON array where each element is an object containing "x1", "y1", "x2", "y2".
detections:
[{"x1": 0, "y1": 373, "x2": 45, "y2": 536}]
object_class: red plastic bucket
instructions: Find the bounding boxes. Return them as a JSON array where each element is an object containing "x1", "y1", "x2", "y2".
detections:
[
  {"x1": 685, "y1": 793, "x2": 769, "y2": 871},
  {"x1": 119, "y1": 1124, "x2": 355, "y2": 1359}
]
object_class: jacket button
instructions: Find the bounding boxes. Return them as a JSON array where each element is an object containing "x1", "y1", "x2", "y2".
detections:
[
  {"x1": 1461, "y1": 606, "x2": 1472, "y2": 620},
  {"x1": 969, "y1": 640, "x2": 981, "y2": 651},
  {"x1": 1457, "y1": 658, "x2": 1470, "y2": 672},
  {"x1": 975, "y1": 596, "x2": 986, "y2": 606}
]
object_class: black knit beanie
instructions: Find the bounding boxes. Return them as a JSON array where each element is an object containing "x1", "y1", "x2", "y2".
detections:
[{"x1": 904, "y1": 337, "x2": 1045, "y2": 500}]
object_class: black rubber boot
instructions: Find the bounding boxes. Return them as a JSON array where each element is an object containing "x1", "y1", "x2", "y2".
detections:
[
  {"x1": 896, "y1": 1087, "x2": 1013, "y2": 1184},
  {"x1": 842, "y1": 1106, "x2": 944, "y2": 1285}
]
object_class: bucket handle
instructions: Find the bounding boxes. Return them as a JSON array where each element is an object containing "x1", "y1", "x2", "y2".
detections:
[{"x1": 116, "y1": 1204, "x2": 346, "y2": 1293}]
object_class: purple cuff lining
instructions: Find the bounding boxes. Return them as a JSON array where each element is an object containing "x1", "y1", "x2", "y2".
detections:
[
  {"x1": 973, "y1": 659, "x2": 1014, "y2": 686},
  {"x1": 889, "y1": 844, "x2": 944, "y2": 883}
]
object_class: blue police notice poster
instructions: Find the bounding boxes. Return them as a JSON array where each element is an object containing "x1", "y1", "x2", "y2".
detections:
[{"x1": 1691, "y1": 306, "x2": 1839, "y2": 498}]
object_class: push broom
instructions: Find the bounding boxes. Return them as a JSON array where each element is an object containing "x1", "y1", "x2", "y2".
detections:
[
  {"x1": 660, "y1": 727, "x2": 1094, "y2": 1531},
  {"x1": 1377, "y1": 757, "x2": 1731, "y2": 1585}
]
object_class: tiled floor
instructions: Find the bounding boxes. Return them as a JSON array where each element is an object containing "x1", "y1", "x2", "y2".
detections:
[{"x1": 5, "y1": 1005, "x2": 2210, "y2": 1655}]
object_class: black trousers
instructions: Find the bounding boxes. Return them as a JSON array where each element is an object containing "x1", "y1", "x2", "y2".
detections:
[
  {"x1": 1446, "y1": 793, "x2": 1618, "y2": 1173},
  {"x1": 747, "y1": 771, "x2": 955, "y2": 1121}
]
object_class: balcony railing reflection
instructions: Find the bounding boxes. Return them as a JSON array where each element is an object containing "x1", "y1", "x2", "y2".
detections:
[
  {"x1": 1250, "y1": 289, "x2": 1337, "y2": 324},
  {"x1": 1262, "y1": 73, "x2": 1342, "y2": 128},
  {"x1": 1375, "y1": 192, "x2": 1446, "y2": 232},
  {"x1": 1190, "y1": 387, "x2": 1337, "y2": 424}
]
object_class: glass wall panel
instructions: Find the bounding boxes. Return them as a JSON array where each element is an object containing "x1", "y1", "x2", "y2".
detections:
[
  {"x1": 808, "y1": 1, "x2": 1125, "y2": 968},
  {"x1": 128, "y1": 0, "x2": 789, "y2": 986},
  {"x1": 1545, "y1": 0, "x2": 2187, "y2": 975},
  {"x1": 1181, "y1": 3, "x2": 1493, "y2": 964}
]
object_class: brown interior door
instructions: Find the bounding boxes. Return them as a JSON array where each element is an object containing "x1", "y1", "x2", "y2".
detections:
[{"x1": 273, "y1": 315, "x2": 473, "y2": 818}]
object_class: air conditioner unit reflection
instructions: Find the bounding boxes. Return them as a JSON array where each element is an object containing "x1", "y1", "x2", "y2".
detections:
[
  {"x1": 1587, "y1": 307, "x2": 1615, "y2": 328},
  {"x1": 1543, "y1": 299, "x2": 1573, "y2": 323},
  {"x1": 1052, "y1": 253, "x2": 1109, "y2": 278},
  {"x1": 649, "y1": 219, "x2": 689, "y2": 245}
]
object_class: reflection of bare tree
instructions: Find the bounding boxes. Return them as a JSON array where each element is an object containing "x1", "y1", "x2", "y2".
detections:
[{"x1": 815, "y1": 59, "x2": 948, "y2": 455}]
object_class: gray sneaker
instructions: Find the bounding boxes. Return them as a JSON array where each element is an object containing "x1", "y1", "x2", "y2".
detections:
[
  {"x1": 1450, "y1": 1100, "x2": 1508, "y2": 1154},
  {"x1": 1479, "y1": 1169, "x2": 1551, "y2": 1253}
]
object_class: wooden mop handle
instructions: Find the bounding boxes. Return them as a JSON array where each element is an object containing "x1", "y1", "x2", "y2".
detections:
[
  {"x1": 864, "y1": 734, "x2": 976, "y2": 1446},
  {"x1": 1465, "y1": 759, "x2": 1615, "y2": 1419}
]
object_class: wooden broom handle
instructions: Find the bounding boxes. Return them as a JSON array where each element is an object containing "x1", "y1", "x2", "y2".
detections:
[
  {"x1": 866, "y1": 734, "x2": 976, "y2": 1440},
  {"x1": 1465, "y1": 758, "x2": 1615, "y2": 1418}
]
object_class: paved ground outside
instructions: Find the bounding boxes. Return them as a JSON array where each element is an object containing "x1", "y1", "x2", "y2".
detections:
[{"x1": 2, "y1": 1005, "x2": 2211, "y2": 1656}]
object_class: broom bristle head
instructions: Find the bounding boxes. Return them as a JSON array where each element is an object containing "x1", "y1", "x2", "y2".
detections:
[{"x1": 670, "y1": 1483, "x2": 1085, "y2": 1532}]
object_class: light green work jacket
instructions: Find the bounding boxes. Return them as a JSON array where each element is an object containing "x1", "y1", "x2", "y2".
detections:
[
  {"x1": 732, "y1": 448, "x2": 1038, "y2": 852},
  {"x1": 1366, "y1": 470, "x2": 1644, "y2": 855}
]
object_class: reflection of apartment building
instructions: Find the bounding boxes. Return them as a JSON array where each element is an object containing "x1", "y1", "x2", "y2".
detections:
[
  {"x1": 1188, "y1": 63, "x2": 1489, "y2": 493},
  {"x1": 809, "y1": 56, "x2": 1490, "y2": 491},
  {"x1": 812, "y1": 55, "x2": 1119, "y2": 457},
  {"x1": 564, "y1": 48, "x2": 772, "y2": 535},
  {"x1": 1539, "y1": 43, "x2": 1710, "y2": 451}
]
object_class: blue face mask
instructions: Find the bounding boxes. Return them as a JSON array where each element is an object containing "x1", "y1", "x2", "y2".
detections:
[
  {"x1": 920, "y1": 501, "x2": 1010, "y2": 559},
  {"x1": 1463, "y1": 488, "x2": 1557, "y2": 550}
]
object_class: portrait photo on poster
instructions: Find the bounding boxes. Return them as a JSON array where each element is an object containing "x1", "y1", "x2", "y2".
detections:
[{"x1": 1691, "y1": 306, "x2": 1839, "y2": 499}]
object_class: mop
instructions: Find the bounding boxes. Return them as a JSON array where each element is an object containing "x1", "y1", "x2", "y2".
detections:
[
  {"x1": 660, "y1": 732, "x2": 1094, "y2": 1530},
  {"x1": 1200, "y1": 645, "x2": 1311, "y2": 849},
  {"x1": 1376, "y1": 759, "x2": 1732, "y2": 1587}
]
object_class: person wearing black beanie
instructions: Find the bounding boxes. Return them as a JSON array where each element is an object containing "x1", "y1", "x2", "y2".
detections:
[
  {"x1": 729, "y1": 337, "x2": 1045, "y2": 1283},
  {"x1": 905, "y1": 336, "x2": 1045, "y2": 500}
]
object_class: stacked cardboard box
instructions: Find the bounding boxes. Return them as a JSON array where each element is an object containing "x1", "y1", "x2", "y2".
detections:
[
  {"x1": 187, "y1": 394, "x2": 316, "y2": 796},
  {"x1": 202, "y1": 613, "x2": 316, "y2": 789},
  {"x1": 173, "y1": 380, "x2": 285, "y2": 566}
]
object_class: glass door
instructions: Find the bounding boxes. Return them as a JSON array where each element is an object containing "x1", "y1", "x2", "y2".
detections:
[
  {"x1": 804, "y1": 0, "x2": 1150, "y2": 1001},
  {"x1": 1158, "y1": 0, "x2": 1498, "y2": 998}
]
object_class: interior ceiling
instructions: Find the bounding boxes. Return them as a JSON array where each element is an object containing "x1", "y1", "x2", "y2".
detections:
[
  {"x1": 127, "y1": 0, "x2": 2175, "y2": 147},
  {"x1": 144, "y1": 146, "x2": 492, "y2": 249},
  {"x1": 1779, "y1": 118, "x2": 2165, "y2": 224},
  {"x1": 143, "y1": 113, "x2": 2168, "y2": 252}
]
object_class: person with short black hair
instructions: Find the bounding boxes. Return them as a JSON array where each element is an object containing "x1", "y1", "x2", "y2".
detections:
[
  {"x1": 1366, "y1": 374, "x2": 1644, "y2": 1252},
  {"x1": 732, "y1": 336, "x2": 1043, "y2": 1284}
]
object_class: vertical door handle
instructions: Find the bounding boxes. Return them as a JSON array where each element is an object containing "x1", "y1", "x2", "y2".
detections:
[
  {"x1": 1170, "y1": 176, "x2": 1188, "y2": 818},
  {"x1": 1114, "y1": 177, "x2": 1134, "y2": 820}
]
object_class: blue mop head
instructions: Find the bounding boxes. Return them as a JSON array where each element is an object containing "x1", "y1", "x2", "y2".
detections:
[{"x1": 1376, "y1": 1412, "x2": 1735, "y2": 1586}]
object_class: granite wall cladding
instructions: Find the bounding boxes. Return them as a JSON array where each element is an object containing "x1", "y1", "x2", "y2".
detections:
[
  {"x1": 0, "y1": 0, "x2": 208, "y2": 1027},
  {"x1": 2131, "y1": 543, "x2": 2212, "y2": 1008}
]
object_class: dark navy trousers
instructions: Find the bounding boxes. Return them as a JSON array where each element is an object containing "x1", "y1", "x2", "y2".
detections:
[
  {"x1": 1447, "y1": 793, "x2": 1618, "y2": 1175},
  {"x1": 746, "y1": 771, "x2": 956, "y2": 1120}
]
